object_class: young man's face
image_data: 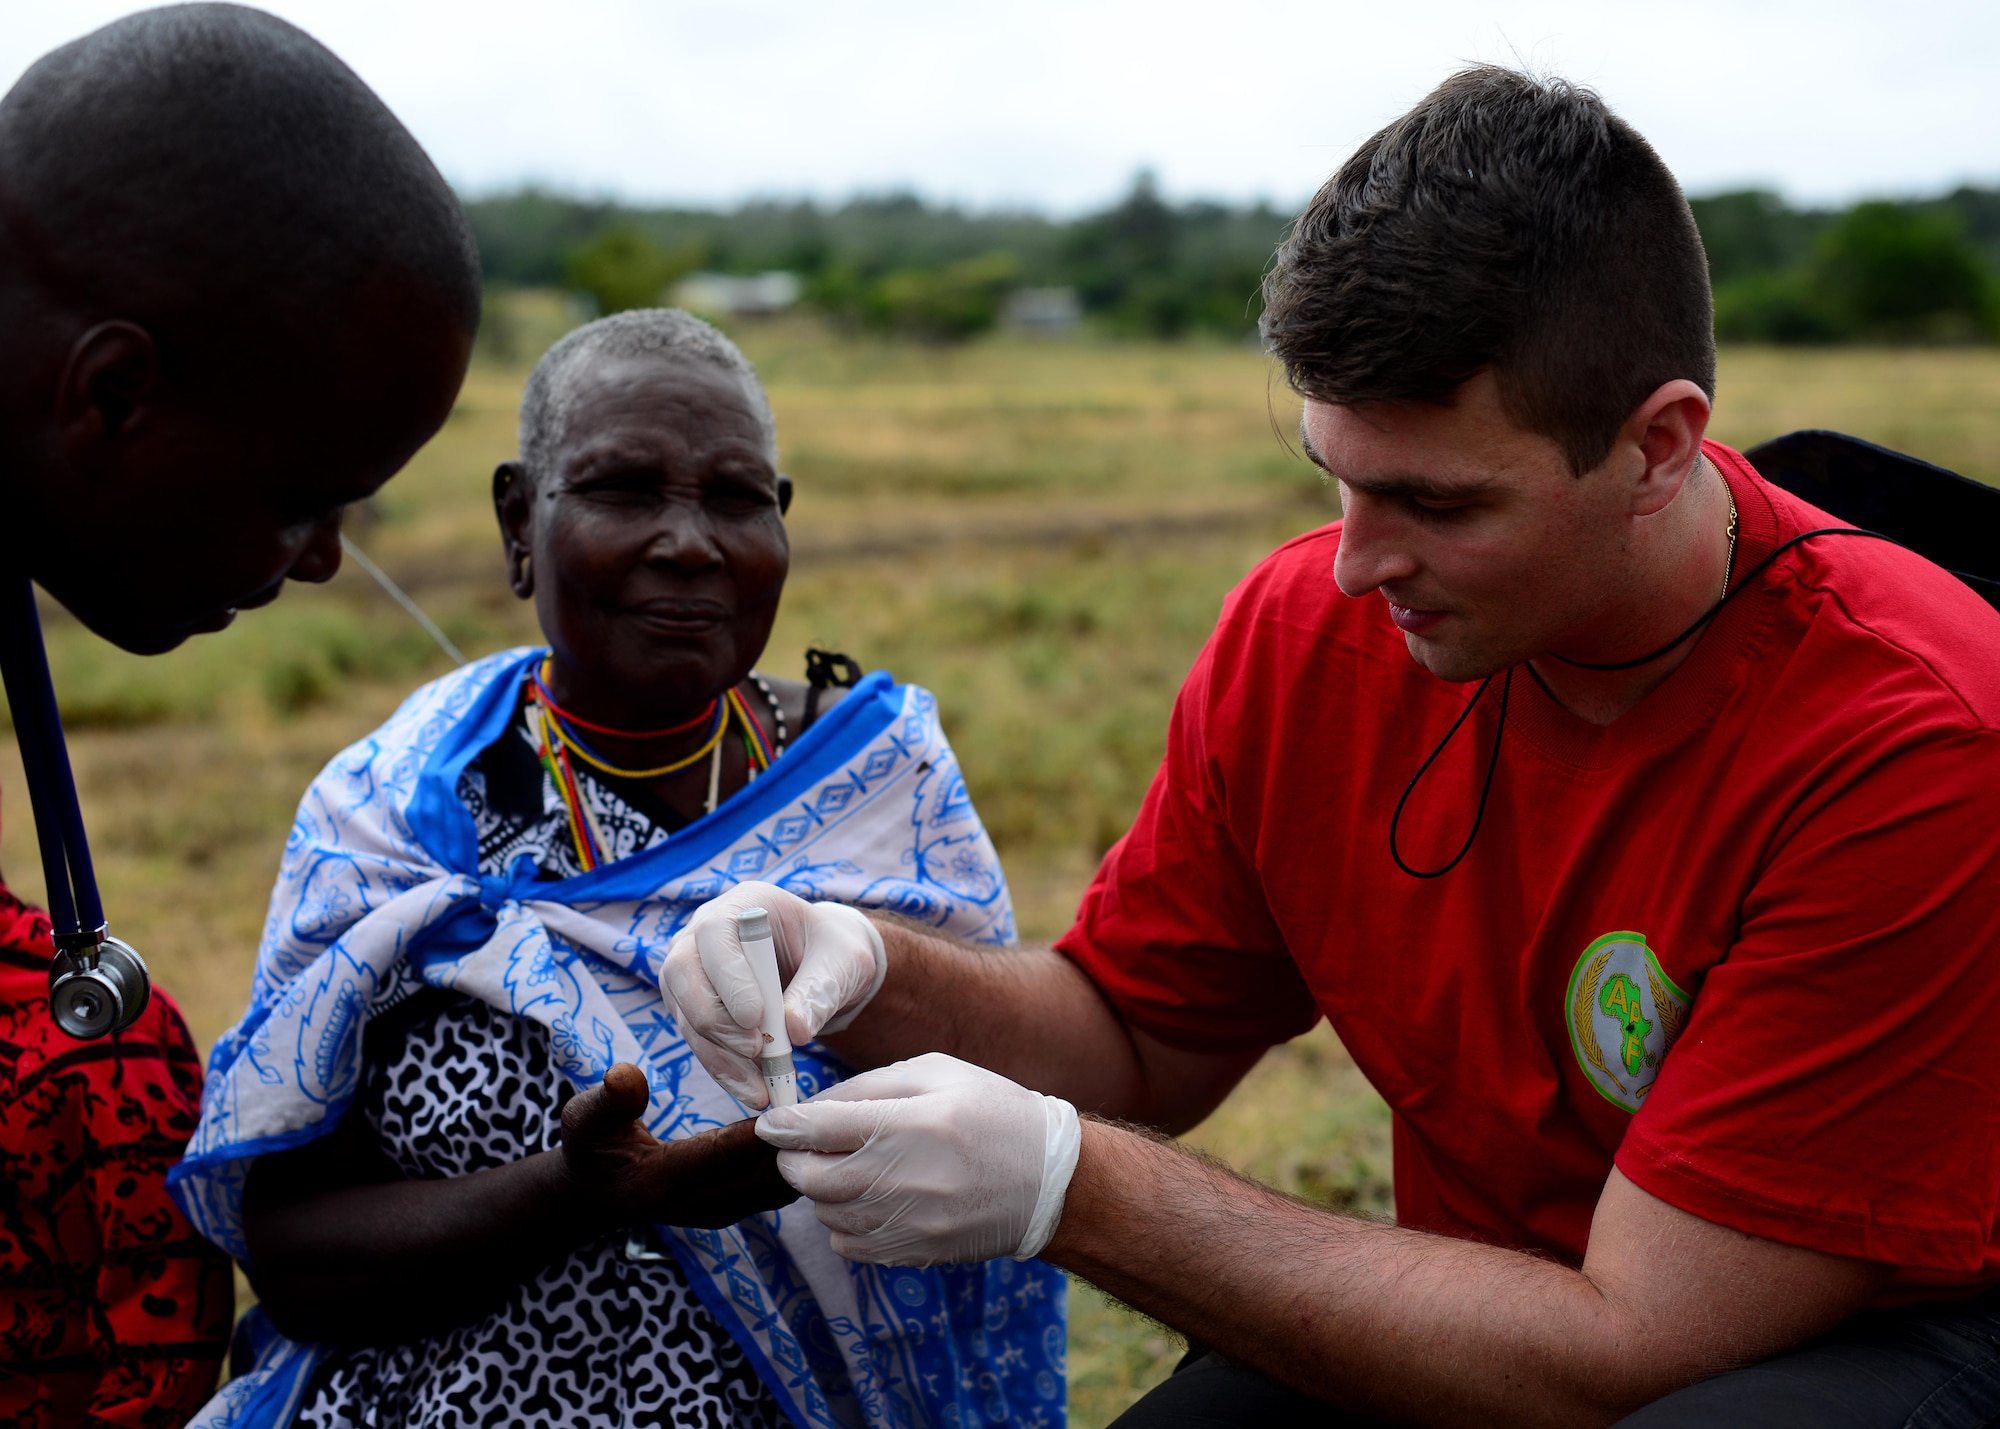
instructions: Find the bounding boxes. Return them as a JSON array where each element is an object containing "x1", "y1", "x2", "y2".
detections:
[{"x1": 1303, "y1": 370, "x2": 1638, "y2": 683}]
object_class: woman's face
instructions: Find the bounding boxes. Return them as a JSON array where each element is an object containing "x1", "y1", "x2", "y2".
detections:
[{"x1": 502, "y1": 354, "x2": 789, "y2": 724}]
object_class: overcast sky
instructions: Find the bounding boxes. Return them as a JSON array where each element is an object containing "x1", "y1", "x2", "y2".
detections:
[{"x1": 8, "y1": 0, "x2": 1998, "y2": 213}]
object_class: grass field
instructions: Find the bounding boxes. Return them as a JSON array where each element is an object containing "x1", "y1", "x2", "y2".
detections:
[{"x1": 5, "y1": 301, "x2": 1999, "y2": 1424}]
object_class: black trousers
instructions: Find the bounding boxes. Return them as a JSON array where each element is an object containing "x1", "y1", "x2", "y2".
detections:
[{"x1": 1108, "y1": 1289, "x2": 2000, "y2": 1427}]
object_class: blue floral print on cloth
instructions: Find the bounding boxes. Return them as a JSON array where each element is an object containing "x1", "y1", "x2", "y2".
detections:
[{"x1": 169, "y1": 648, "x2": 1066, "y2": 1429}]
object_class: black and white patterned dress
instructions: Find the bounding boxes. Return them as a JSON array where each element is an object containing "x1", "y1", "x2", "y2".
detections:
[{"x1": 295, "y1": 699, "x2": 792, "y2": 1429}]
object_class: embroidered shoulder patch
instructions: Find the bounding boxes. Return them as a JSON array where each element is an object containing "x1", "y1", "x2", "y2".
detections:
[{"x1": 1565, "y1": 931, "x2": 1691, "y2": 1113}]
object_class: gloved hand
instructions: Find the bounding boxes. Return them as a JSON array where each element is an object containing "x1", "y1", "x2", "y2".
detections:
[
  {"x1": 660, "y1": 882, "x2": 887, "y2": 1108},
  {"x1": 755, "y1": 1052, "x2": 1082, "y2": 1266}
]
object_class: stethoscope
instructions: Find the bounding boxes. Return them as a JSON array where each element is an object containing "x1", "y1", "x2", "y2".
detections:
[{"x1": 0, "y1": 572, "x2": 149, "y2": 1039}]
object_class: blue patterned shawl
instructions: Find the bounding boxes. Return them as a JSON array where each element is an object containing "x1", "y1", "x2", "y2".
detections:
[{"x1": 169, "y1": 649, "x2": 1066, "y2": 1429}]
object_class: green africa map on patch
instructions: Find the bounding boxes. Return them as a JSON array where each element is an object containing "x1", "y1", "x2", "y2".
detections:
[{"x1": 1565, "y1": 931, "x2": 1691, "y2": 1113}]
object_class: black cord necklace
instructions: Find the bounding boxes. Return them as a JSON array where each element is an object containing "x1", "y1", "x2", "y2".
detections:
[
  {"x1": 1550, "y1": 527, "x2": 1891, "y2": 672},
  {"x1": 1389, "y1": 668, "x2": 1512, "y2": 878},
  {"x1": 1388, "y1": 525, "x2": 1892, "y2": 878},
  {"x1": 0, "y1": 572, "x2": 149, "y2": 1038}
]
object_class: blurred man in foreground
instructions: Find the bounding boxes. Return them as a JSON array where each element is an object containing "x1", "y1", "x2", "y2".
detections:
[
  {"x1": 666, "y1": 67, "x2": 2000, "y2": 1427},
  {"x1": 0, "y1": 6, "x2": 478, "y2": 1422}
]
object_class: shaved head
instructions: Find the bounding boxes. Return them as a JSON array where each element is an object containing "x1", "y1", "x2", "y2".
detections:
[
  {"x1": 0, "y1": 3, "x2": 478, "y2": 354},
  {"x1": 0, "y1": 5, "x2": 481, "y2": 653}
]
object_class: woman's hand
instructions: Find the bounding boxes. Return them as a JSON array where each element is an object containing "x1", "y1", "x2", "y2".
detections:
[
  {"x1": 245, "y1": 1060, "x2": 796, "y2": 1347},
  {"x1": 559, "y1": 1061, "x2": 797, "y2": 1230}
]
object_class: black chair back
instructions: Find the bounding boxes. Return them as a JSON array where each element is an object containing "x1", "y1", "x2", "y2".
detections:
[{"x1": 1744, "y1": 430, "x2": 2000, "y2": 612}]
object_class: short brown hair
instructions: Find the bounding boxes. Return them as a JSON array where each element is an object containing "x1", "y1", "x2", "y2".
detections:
[{"x1": 1262, "y1": 66, "x2": 1714, "y2": 473}]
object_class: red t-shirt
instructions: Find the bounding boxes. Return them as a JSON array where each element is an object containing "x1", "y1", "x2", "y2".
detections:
[{"x1": 1058, "y1": 441, "x2": 2000, "y2": 1302}]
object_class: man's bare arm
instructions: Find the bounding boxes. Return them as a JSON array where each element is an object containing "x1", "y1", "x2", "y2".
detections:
[
  {"x1": 825, "y1": 918, "x2": 1263, "y2": 1132},
  {"x1": 1048, "y1": 1124, "x2": 1889, "y2": 1426},
  {"x1": 741, "y1": 906, "x2": 1885, "y2": 1422}
]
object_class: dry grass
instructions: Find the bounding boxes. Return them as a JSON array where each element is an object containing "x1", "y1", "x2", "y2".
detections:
[{"x1": 5, "y1": 309, "x2": 1999, "y2": 1425}]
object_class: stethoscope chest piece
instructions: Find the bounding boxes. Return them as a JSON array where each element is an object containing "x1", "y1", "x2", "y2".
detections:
[
  {"x1": 49, "y1": 931, "x2": 150, "y2": 1040},
  {"x1": 2, "y1": 570, "x2": 150, "y2": 1040}
]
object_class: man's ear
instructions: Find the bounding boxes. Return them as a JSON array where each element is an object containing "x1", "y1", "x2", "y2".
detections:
[
  {"x1": 1619, "y1": 379, "x2": 1713, "y2": 518},
  {"x1": 55, "y1": 322, "x2": 161, "y2": 466},
  {"x1": 494, "y1": 461, "x2": 534, "y2": 598},
  {"x1": 777, "y1": 473, "x2": 793, "y2": 516}
]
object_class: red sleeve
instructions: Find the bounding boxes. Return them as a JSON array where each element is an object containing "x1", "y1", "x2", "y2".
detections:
[
  {"x1": 82, "y1": 993, "x2": 232, "y2": 1428},
  {"x1": 1617, "y1": 727, "x2": 2000, "y2": 1271},
  {"x1": 1057, "y1": 636, "x2": 1319, "y2": 1054}
]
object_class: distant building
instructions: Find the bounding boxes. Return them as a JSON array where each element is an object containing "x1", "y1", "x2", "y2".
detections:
[
  {"x1": 1001, "y1": 286, "x2": 1082, "y2": 335},
  {"x1": 672, "y1": 271, "x2": 803, "y2": 318}
]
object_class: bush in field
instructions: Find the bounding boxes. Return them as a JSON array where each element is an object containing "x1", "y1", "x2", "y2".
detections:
[
  {"x1": 1062, "y1": 173, "x2": 1275, "y2": 338},
  {"x1": 788, "y1": 173, "x2": 1276, "y2": 341},
  {"x1": 1805, "y1": 202, "x2": 1997, "y2": 341},
  {"x1": 1714, "y1": 202, "x2": 1999, "y2": 344},
  {"x1": 565, "y1": 224, "x2": 704, "y2": 316},
  {"x1": 1713, "y1": 271, "x2": 1844, "y2": 343},
  {"x1": 813, "y1": 251, "x2": 1022, "y2": 341},
  {"x1": 866, "y1": 252, "x2": 1021, "y2": 340},
  {"x1": 1690, "y1": 190, "x2": 1831, "y2": 285}
]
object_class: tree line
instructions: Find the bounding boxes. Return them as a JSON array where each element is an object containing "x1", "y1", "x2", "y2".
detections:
[{"x1": 464, "y1": 177, "x2": 2000, "y2": 344}]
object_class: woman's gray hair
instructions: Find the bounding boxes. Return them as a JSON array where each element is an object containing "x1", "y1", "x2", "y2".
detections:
[{"x1": 517, "y1": 308, "x2": 777, "y2": 480}]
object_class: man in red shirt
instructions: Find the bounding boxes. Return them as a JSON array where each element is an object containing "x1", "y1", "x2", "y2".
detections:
[
  {"x1": 0, "y1": 6, "x2": 479, "y2": 1421},
  {"x1": 664, "y1": 67, "x2": 2000, "y2": 1426}
]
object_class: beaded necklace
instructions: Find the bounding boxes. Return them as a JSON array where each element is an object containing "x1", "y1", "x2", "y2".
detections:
[
  {"x1": 525, "y1": 660, "x2": 786, "y2": 871},
  {"x1": 533, "y1": 681, "x2": 719, "y2": 739}
]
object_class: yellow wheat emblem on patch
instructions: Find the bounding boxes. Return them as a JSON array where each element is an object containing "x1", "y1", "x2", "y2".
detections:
[
  {"x1": 1646, "y1": 964, "x2": 1686, "y2": 1053},
  {"x1": 1571, "y1": 948, "x2": 1614, "y2": 1079}
]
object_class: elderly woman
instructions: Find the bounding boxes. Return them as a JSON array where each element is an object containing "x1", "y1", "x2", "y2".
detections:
[{"x1": 170, "y1": 311, "x2": 1063, "y2": 1429}]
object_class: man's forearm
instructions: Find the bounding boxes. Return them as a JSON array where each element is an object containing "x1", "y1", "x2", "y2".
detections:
[
  {"x1": 827, "y1": 920, "x2": 1156, "y2": 1119},
  {"x1": 1043, "y1": 1122, "x2": 1873, "y2": 1428}
]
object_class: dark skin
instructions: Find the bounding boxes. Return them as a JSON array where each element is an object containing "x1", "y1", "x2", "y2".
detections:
[
  {"x1": 0, "y1": 188, "x2": 471, "y2": 1429},
  {"x1": 244, "y1": 351, "x2": 834, "y2": 1346},
  {"x1": 0, "y1": 239, "x2": 472, "y2": 652},
  {"x1": 495, "y1": 354, "x2": 827, "y2": 810},
  {"x1": 245, "y1": 1065, "x2": 794, "y2": 1344},
  {"x1": 0, "y1": 14, "x2": 481, "y2": 1417}
]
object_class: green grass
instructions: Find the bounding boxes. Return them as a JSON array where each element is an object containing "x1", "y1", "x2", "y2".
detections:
[{"x1": 6, "y1": 304, "x2": 2000, "y2": 1424}]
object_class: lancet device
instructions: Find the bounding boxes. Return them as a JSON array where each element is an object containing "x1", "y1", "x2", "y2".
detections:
[{"x1": 735, "y1": 906, "x2": 798, "y2": 1108}]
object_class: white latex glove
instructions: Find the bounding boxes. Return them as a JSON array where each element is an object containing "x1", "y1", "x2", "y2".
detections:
[
  {"x1": 755, "y1": 1051, "x2": 1082, "y2": 1266},
  {"x1": 660, "y1": 881, "x2": 887, "y2": 1108}
]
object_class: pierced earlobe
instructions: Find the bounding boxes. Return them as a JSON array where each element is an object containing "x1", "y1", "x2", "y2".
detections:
[{"x1": 513, "y1": 552, "x2": 533, "y2": 596}]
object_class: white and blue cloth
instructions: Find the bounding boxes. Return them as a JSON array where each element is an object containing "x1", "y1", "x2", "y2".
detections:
[{"x1": 169, "y1": 648, "x2": 1066, "y2": 1429}]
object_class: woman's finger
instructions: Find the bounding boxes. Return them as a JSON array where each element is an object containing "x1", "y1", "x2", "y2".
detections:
[{"x1": 561, "y1": 1061, "x2": 651, "y2": 1145}]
